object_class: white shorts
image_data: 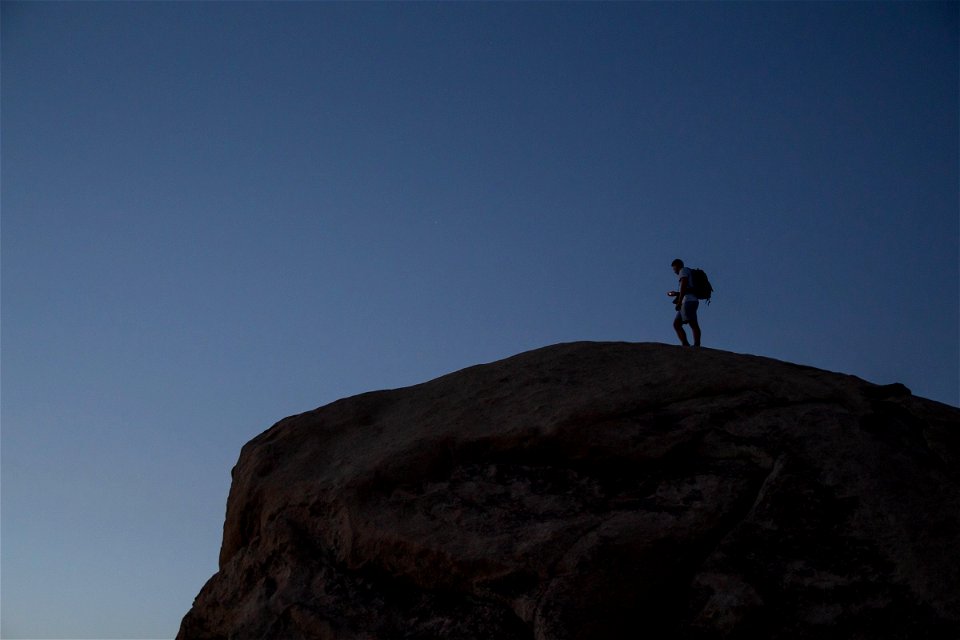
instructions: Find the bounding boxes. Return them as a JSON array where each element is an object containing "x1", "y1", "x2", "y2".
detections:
[{"x1": 675, "y1": 300, "x2": 699, "y2": 325}]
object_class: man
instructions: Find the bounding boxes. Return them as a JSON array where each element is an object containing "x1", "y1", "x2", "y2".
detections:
[{"x1": 668, "y1": 258, "x2": 701, "y2": 347}]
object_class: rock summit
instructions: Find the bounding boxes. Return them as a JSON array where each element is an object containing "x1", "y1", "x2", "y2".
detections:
[{"x1": 179, "y1": 342, "x2": 960, "y2": 639}]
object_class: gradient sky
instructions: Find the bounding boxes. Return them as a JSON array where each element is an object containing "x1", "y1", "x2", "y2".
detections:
[{"x1": 2, "y1": 2, "x2": 957, "y2": 638}]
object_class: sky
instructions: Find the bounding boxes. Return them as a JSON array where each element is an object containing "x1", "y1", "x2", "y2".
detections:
[{"x1": 2, "y1": 2, "x2": 957, "y2": 638}]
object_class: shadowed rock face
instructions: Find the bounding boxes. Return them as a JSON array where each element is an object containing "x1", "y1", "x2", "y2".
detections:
[{"x1": 178, "y1": 342, "x2": 960, "y2": 640}]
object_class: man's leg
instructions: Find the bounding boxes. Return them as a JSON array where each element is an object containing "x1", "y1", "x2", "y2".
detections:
[
  {"x1": 684, "y1": 301, "x2": 701, "y2": 347},
  {"x1": 673, "y1": 315, "x2": 690, "y2": 346}
]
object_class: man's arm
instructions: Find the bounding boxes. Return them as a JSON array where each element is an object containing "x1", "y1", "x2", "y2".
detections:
[{"x1": 677, "y1": 276, "x2": 690, "y2": 300}]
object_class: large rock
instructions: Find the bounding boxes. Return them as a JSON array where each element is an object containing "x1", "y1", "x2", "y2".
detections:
[{"x1": 178, "y1": 342, "x2": 960, "y2": 639}]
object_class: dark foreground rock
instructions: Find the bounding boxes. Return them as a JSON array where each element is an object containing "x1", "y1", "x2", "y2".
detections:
[{"x1": 178, "y1": 342, "x2": 960, "y2": 639}]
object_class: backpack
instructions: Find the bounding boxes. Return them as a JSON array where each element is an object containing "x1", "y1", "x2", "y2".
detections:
[{"x1": 690, "y1": 268, "x2": 713, "y2": 302}]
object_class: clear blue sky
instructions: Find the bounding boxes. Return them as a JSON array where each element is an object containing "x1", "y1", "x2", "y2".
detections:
[{"x1": 2, "y1": 2, "x2": 957, "y2": 638}]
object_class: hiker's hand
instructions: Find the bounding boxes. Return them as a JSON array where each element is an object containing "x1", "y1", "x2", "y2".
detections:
[{"x1": 668, "y1": 291, "x2": 678, "y2": 298}]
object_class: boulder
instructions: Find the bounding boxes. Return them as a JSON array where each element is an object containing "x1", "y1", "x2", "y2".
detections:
[{"x1": 178, "y1": 342, "x2": 960, "y2": 639}]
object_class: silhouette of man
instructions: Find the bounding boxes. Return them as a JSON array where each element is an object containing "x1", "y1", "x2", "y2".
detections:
[{"x1": 668, "y1": 259, "x2": 701, "y2": 347}]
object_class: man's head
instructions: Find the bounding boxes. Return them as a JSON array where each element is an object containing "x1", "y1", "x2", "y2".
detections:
[{"x1": 671, "y1": 258, "x2": 684, "y2": 274}]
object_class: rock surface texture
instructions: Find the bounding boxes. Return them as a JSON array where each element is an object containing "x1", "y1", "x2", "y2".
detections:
[{"x1": 179, "y1": 342, "x2": 960, "y2": 639}]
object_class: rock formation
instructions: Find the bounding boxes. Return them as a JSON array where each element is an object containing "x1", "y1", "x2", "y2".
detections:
[{"x1": 178, "y1": 342, "x2": 960, "y2": 639}]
